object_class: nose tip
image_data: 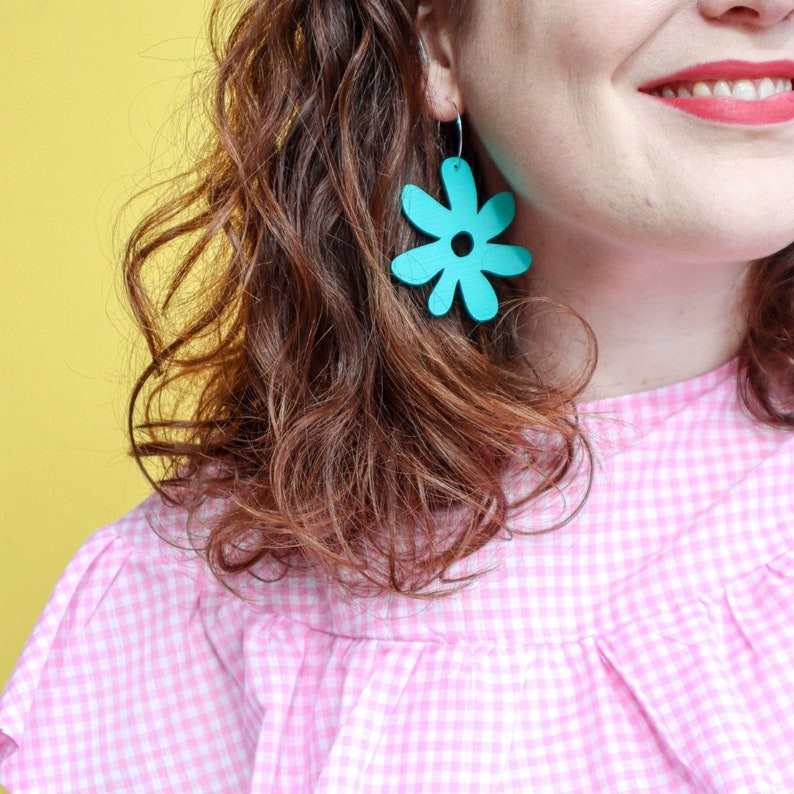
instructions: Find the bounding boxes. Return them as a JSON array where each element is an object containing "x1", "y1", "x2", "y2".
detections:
[{"x1": 699, "y1": 0, "x2": 794, "y2": 26}]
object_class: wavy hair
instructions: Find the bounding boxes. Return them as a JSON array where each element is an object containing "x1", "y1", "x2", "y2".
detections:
[{"x1": 124, "y1": 0, "x2": 794, "y2": 596}]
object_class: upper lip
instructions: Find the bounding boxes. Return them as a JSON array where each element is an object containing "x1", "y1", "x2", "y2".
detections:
[{"x1": 639, "y1": 59, "x2": 794, "y2": 91}]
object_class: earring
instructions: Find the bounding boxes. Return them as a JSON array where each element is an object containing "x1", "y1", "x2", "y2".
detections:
[{"x1": 390, "y1": 102, "x2": 531, "y2": 323}]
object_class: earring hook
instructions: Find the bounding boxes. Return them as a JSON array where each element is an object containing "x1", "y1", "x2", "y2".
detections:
[{"x1": 448, "y1": 98, "x2": 463, "y2": 166}]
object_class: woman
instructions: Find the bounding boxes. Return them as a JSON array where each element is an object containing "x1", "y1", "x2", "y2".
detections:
[{"x1": 3, "y1": 0, "x2": 794, "y2": 790}]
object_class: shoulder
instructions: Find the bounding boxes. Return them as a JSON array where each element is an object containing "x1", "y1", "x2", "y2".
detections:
[
  {"x1": 0, "y1": 495, "x2": 320, "y2": 791},
  {"x1": 36, "y1": 493, "x2": 337, "y2": 634},
  {"x1": 23, "y1": 495, "x2": 228, "y2": 635}
]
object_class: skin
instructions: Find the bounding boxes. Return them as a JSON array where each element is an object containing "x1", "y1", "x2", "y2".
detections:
[{"x1": 418, "y1": 0, "x2": 794, "y2": 399}]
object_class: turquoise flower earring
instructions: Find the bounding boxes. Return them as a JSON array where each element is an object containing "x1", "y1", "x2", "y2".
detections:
[{"x1": 391, "y1": 103, "x2": 531, "y2": 322}]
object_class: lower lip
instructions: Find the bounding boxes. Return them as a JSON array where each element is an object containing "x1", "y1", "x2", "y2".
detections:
[{"x1": 647, "y1": 91, "x2": 794, "y2": 124}]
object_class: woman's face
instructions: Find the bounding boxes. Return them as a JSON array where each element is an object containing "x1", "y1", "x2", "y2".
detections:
[{"x1": 425, "y1": 0, "x2": 794, "y2": 263}]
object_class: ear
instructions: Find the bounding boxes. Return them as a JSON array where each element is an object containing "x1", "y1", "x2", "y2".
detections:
[{"x1": 416, "y1": 1, "x2": 464, "y2": 122}]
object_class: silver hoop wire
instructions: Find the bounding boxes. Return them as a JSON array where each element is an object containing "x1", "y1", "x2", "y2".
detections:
[{"x1": 449, "y1": 99, "x2": 463, "y2": 163}]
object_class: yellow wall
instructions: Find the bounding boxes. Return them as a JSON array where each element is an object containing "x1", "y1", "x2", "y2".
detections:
[{"x1": 0, "y1": 2, "x2": 209, "y2": 771}]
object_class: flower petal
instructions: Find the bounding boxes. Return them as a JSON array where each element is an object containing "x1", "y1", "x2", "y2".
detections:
[
  {"x1": 475, "y1": 191, "x2": 516, "y2": 242},
  {"x1": 401, "y1": 185, "x2": 452, "y2": 238},
  {"x1": 458, "y1": 270, "x2": 499, "y2": 322},
  {"x1": 427, "y1": 269, "x2": 460, "y2": 317},
  {"x1": 390, "y1": 239, "x2": 451, "y2": 286},
  {"x1": 479, "y1": 243, "x2": 531, "y2": 278},
  {"x1": 440, "y1": 158, "x2": 478, "y2": 222}
]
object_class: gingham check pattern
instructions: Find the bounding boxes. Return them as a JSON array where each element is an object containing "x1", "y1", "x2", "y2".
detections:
[{"x1": 2, "y1": 361, "x2": 794, "y2": 792}]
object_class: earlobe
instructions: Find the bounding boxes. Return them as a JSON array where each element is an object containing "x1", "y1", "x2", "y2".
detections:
[
  {"x1": 425, "y1": 63, "x2": 464, "y2": 122},
  {"x1": 416, "y1": 1, "x2": 465, "y2": 122}
]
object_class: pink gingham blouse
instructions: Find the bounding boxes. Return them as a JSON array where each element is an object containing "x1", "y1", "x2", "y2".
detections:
[{"x1": 3, "y1": 361, "x2": 794, "y2": 792}]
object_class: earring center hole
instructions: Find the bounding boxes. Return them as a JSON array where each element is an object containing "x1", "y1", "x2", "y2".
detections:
[{"x1": 451, "y1": 232, "x2": 474, "y2": 257}]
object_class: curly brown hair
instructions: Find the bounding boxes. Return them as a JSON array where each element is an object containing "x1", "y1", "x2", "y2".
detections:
[{"x1": 124, "y1": 0, "x2": 794, "y2": 597}]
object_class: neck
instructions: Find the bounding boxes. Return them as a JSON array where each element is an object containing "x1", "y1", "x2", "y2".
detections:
[{"x1": 517, "y1": 224, "x2": 751, "y2": 402}]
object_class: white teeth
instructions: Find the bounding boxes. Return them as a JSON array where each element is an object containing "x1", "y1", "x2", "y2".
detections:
[
  {"x1": 713, "y1": 80, "x2": 732, "y2": 97},
  {"x1": 732, "y1": 79, "x2": 758, "y2": 99},
  {"x1": 759, "y1": 77, "x2": 776, "y2": 99},
  {"x1": 651, "y1": 76, "x2": 794, "y2": 100}
]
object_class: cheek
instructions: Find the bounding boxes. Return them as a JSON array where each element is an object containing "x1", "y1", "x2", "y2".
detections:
[
  {"x1": 480, "y1": 115, "x2": 794, "y2": 263},
  {"x1": 457, "y1": 27, "x2": 626, "y2": 206},
  {"x1": 455, "y1": 4, "x2": 794, "y2": 260},
  {"x1": 472, "y1": 88, "x2": 626, "y2": 216}
]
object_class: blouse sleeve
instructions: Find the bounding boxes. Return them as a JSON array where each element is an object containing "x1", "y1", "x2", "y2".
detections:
[{"x1": 0, "y1": 515, "x2": 257, "y2": 793}]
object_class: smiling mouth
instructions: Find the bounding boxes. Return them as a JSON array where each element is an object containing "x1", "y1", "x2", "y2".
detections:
[
  {"x1": 640, "y1": 61, "x2": 794, "y2": 124},
  {"x1": 648, "y1": 77, "x2": 793, "y2": 101}
]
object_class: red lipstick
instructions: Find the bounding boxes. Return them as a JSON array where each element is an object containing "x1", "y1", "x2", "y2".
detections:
[{"x1": 640, "y1": 60, "x2": 794, "y2": 125}]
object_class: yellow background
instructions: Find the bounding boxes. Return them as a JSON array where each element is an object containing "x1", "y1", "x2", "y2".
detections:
[{"x1": 1, "y1": 2, "x2": 210, "y2": 780}]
